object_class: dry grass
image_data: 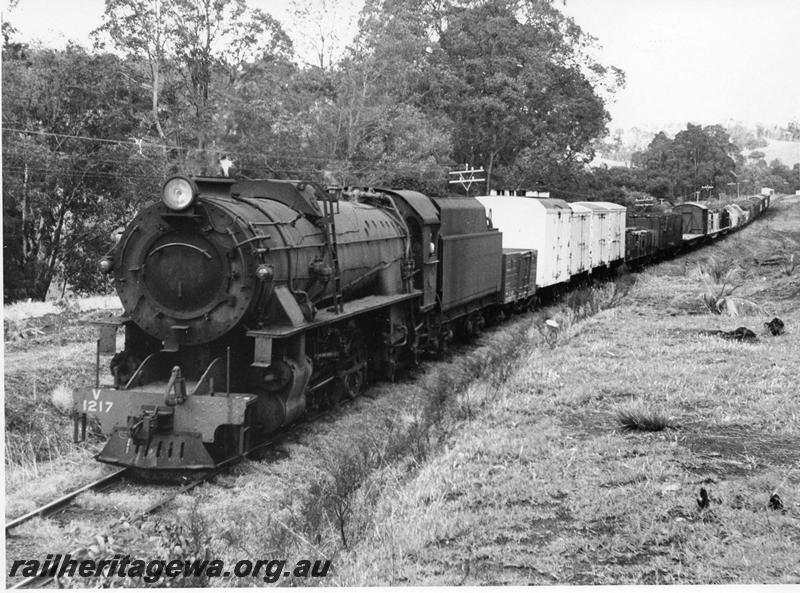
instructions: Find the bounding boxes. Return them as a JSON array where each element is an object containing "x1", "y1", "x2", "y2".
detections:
[
  {"x1": 7, "y1": 199, "x2": 799, "y2": 586},
  {"x1": 50, "y1": 382, "x2": 74, "y2": 413},
  {"x1": 4, "y1": 447, "x2": 110, "y2": 518},
  {"x1": 616, "y1": 402, "x2": 675, "y2": 432},
  {"x1": 41, "y1": 278, "x2": 635, "y2": 586},
  {"x1": 3, "y1": 296, "x2": 121, "y2": 407},
  {"x1": 321, "y1": 197, "x2": 800, "y2": 585},
  {"x1": 4, "y1": 337, "x2": 118, "y2": 484},
  {"x1": 3, "y1": 294, "x2": 120, "y2": 322}
]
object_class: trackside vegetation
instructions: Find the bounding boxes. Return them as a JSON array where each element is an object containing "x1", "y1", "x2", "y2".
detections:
[
  {"x1": 5, "y1": 201, "x2": 798, "y2": 585},
  {"x1": 322, "y1": 196, "x2": 800, "y2": 585}
]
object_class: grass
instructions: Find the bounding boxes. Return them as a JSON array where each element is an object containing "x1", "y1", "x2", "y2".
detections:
[
  {"x1": 616, "y1": 402, "x2": 675, "y2": 432},
  {"x1": 321, "y1": 196, "x2": 800, "y2": 585},
  {"x1": 756, "y1": 139, "x2": 800, "y2": 167},
  {"x1": 696, "y1": 255, "x2": 765, "y2": 316},
  {"x1": 3, "y1": 294, "x2": 120, "y2": 322},
  {"x1": 6, "y1": 199, "x2": 799, "y2": 586},
  {"x1": 35, "y1": 277, "x2": 634, "y2": 587},
  {"x1": 3, "y1": 339, "x2": 115, "y2": 484},
  {"x1": 4, "y1": 296, "x2": 121, "y2": 488}
]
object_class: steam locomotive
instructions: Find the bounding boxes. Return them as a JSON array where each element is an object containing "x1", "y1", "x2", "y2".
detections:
[{"x1": 72, "y1": 176, "x2": 770, "y2": 472}]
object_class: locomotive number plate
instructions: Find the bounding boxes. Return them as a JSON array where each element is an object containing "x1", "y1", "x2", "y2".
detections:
[{"x1": 80, "y1": 389, "x2": 114, "y2": 413}]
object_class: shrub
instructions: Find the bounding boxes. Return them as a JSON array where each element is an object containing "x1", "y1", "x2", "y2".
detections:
[{"x1": 697, "y1": 257, "x2": 762, "y2": 315}]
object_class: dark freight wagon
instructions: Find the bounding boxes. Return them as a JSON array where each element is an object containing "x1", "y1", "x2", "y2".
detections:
[
  {"x1": 625, "y1": 229, "x2": 655, "y2": 264},
  {"x1": 627, "y1": 211, "x2": 682, "y2": 254},
  {"x1": 499, "y1": 249, "x2": 537, "y2": 305},
  {"x1": 673, "y1": 202, "x2": 710, "y2": 238}
]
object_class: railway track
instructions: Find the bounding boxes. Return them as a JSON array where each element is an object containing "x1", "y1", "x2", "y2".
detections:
[
  {"x1": 5, "y1": 413, "x2": 330, "y2": 590},
  {"x1": 7, "y1": 468, "x2": 219, "y2": 590},
  {"x1": 5, "y1": 468, "x2": 129, "y2": 534}
]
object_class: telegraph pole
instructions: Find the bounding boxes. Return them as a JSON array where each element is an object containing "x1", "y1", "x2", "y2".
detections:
[{"x1": 449, "y1": 164, "x2": 486, "y2": 195}]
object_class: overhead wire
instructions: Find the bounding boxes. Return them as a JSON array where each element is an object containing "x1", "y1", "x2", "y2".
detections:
[
  {"x1": 1, "y1": 126, "x2": 405, "y2": 166},
  {"x1": 3, "y1": 126, "x2": 612, "y2": 200}
]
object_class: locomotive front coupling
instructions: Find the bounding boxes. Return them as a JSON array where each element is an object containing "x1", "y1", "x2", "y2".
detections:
[{"x1": 72, "y1": 366, "x2": 256, "y2": 470}]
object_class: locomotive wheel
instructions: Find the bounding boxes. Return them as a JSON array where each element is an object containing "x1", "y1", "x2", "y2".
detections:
[
  {"x1": 341, "y1": 348, "x2": 367, "y2": 398},
  {"x1": 343, "y1": 364, "x2": 365, "y2": 398},
  {"x1": 324, "y1": 381, "x2": 345, "y2": 408},
  {"x1": 340, "y1": 326, "x2": 368, "y2": 397}
]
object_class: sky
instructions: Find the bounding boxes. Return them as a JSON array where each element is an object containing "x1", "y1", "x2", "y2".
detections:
[
  {"x1": 3, "y1": 0, "x2": 799, "y2": 133},
  {"x1": 559, "y1": 0, "x2": 800, "y2": 131}
]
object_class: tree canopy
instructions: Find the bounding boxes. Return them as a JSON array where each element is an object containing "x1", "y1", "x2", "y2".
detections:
[
  {"x1": 632, "y1": 124, "x2": 741, "y2": 201},
  {"x1": 2, "y1": 0, "x2": 620, "y2": 301}
]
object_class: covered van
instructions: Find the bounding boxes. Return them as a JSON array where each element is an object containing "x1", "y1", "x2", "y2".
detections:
[
  {"x1": 476, "y1": 194, "x2": 572, "y2": 288},
  {"x1": 573, "y1": 201, "x2": 626, "y2": 270},
  {"x1": 673, "y1": 202, "x2": 710, "y2": 237},
  {"x1": 568, "y1": 202, "x2": 592, "y2": 276}
]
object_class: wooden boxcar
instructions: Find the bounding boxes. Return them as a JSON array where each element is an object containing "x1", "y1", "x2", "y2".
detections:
[
  {"x1": 627, "y1": 211, "x2": 683, "y2": 254},
  {"x1": 673, "y1": 202, "x2": 710, "y2": 237},
  {"x1": 499, "y1": 249, "x2": 537, "y2": 305},
  {"x1": 625, "y1": 228, "x2": 655, "y2": 264}
]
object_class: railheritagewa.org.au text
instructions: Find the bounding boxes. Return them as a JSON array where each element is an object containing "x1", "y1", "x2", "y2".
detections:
[{"x1": 9, "y1": 554, "x2": 331, "y2": 583}]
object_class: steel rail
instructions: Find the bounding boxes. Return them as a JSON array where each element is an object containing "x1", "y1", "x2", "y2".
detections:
[
  {"x1": 8, "y1": 574, "x2": 54, "y2": 590},
  {"x1": 7, "y1": 410, "x2": 333, "y2": 589},
  {"x1": 5, "y1": 468, "x2": 129, "y2": 533}
]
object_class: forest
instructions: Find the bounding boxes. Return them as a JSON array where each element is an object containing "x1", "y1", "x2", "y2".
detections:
[
  {"x1": 2, "y1": 0, "x2": 625, "y2": 300},
  {"x1": 2, "y1": 0, "x2": 799, "y2": 302}
]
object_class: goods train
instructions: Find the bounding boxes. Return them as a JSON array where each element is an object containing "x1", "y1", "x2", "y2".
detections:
[{"x1": 72, "y1": 176, "x2": 771, "y2": 472}]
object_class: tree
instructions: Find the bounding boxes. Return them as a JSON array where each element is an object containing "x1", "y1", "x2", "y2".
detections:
[
  {"x1": 2, "y1": 45, "x2": 160, "y2": 300},
  {"x1": 350, "y1": 0, "x2": 621, "y2": 192},
  {"x1": 288, "y1": 0, "x2": 359, "y2": 71},
  {"x1": 788, "y1": 120, "x2": 800, "y2": 141},
  {"x1": 726, "y1": 122, "x2": 768, "y2": 151},
  {"x1": 427, "y1": 0, "x2": 619, "y2": 190},
  {"x1": 632, "y1": 124, "x2": 741, "y2": 201},
  {"x1": 96, "y1": 0, "x2": 293, "y2": 156},
  {"x1": 742, "y1": 158, "x2": 800, "y2": 195},
  {"x1": 95, "y1": 0, "x2": 172, "y2": 138},
  {"x1": 266, "y1": 0, "x2": 455, "y2": 187},
  {"x1": 167, "y1": 0, "x2": 292, "y2": 151}
]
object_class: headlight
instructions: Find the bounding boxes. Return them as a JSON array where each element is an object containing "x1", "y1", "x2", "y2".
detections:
[
  {"x1": 162, "y1": 176, "x2": 197, "y2": 211},
  {"x1": 99, "y1": 257, "x2": 113, "y2": 274}
]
